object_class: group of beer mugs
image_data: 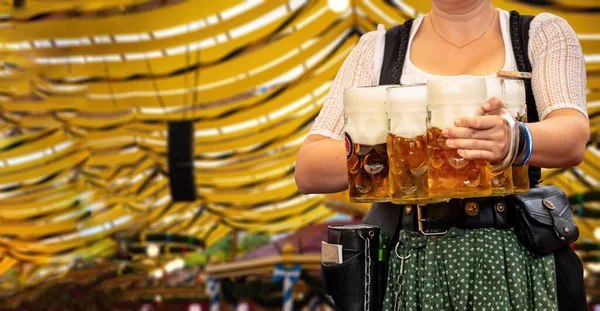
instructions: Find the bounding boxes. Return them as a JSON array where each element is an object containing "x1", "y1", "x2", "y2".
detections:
[{"x1": 343, "y1": 77, "x2": 530, "y2": 204}]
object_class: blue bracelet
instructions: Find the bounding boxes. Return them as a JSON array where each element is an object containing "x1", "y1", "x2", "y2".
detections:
[{"x1": 513, "y1": 122, "x2": 533, "y2": 167}]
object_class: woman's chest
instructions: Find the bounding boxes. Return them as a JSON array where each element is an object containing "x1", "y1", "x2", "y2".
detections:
[{"x1": 409, "y1": 36, "x2": 507, "y2": 77}]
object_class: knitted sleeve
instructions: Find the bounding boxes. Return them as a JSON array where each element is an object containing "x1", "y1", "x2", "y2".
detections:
[{"x1": 528, "y1": 13, "x2": 588, "y2": 120}]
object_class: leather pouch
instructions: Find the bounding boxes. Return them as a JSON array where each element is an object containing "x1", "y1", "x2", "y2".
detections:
[
  {"x1": 510, "y1": 185, "x2": 579, "y2": 255},
  {"x1": 321, "y1": 225, "x2": 380, "y2": 311}
]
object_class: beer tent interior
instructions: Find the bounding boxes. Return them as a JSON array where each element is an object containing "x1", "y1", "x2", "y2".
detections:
[{"x1": 0, "y1": 0, "x2": 599, "y2": 307}]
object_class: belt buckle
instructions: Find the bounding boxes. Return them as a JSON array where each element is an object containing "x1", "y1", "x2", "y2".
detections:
[{"x1": 416, "y1": 205, "x2": 449, "y2": 236}]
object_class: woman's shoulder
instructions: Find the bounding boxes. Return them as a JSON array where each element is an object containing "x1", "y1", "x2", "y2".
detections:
[
  {"x1": 353, "y1": 25, "x2": 388, "y2": 76},
  {"x1": 529, "y1": 12, "x2": 576, "y2": 38},
  {"x1": 357, "y1": 24, "x2": 387, "y2": 46},
  {"x1": 526, "y1": 12, "x2": 581, "y2": 62}
]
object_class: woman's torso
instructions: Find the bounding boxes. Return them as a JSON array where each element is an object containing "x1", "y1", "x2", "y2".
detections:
[{"x1": 398, "y1": 9, "x2": 519, "y2": 88}]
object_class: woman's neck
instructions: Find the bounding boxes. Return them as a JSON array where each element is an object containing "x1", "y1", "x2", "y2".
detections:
[{"x1": 429, "y1": 0, "x2": 496, "y2": 42}]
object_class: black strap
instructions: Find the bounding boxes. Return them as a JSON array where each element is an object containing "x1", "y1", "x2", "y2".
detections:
[
  {"x1": 379, "y1": 19, "x2": 414, "y2": 85},
  {"x1": 509, "y1": 10, "x2": 542, "y2": 186},
  {"x1": 363, "y1": 19, "x2": 415, "y2": 311},
  {"x1": 369, "y1": 18, "x2": 415, "y2": 239},
  {"x1": 365, "y1": 19, "x2": 415, "y2": 245}
]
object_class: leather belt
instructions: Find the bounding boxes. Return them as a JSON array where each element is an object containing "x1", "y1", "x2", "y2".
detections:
[{"x1": 401, "y1": 196, "x2": 516, "y2": 235}]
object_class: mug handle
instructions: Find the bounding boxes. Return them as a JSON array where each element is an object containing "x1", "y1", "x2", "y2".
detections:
[{"x1": 490, "y1": 109, "x2": 519, "y2": 173}]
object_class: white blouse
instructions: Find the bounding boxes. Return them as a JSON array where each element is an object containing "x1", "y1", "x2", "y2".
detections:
[{"x1": 309, "y1": 9, "x2": 588, "y2": 140}]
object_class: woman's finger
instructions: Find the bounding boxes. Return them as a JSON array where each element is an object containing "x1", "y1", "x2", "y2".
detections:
[
  {"x1": 453, "y1": 115, "x2": 505, "y2": 130},
  {"x1": 444, "y1": 127, "x2": 505, "y2": 141},
  {"x1": 446, "y1": 138, "x2": 499, "y2": 151},
  {"x1": 481, "y1": 97, "x2": 508, "y2": 112},
  {"x1": 456, "y1": 148, "x2": 497, "y2": 161}
]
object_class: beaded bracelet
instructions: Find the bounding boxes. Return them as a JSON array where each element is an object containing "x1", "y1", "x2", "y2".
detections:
[{"x1": 513, "y1": 122, "x2": 533, "y2": 167}]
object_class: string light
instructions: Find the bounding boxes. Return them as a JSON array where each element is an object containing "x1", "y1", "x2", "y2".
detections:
[
  {"x1": 164, "y1": 257, "x2": 185, "y2": 273},
  {"x1": 151, "y1": 269, "x2": 164, "y2": 279},
  {"x1": 594, "y1": 228, "x2": 600, "y2": 240},
  {"x1": 146, "y1": 243, "x2": 160, "y2": 258}
]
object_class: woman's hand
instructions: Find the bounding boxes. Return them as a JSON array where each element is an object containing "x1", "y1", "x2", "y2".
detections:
[{"x1": 444, "y1": 97, "x2": 511, "y2": 162}]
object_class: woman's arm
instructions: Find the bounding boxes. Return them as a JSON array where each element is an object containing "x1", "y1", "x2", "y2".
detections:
[
  {"x1": 295, "y1": 29, "x2": 383, "y2": 194},
  {"x1": 295, "y1": 135, "x2": 348, "y2": 194},
  {"x1": 525, "y1": 13, "x2": 590, "y2": 167},
  {"x1": 446, "y1": 14, "x2": 589, "y2": 168},
  {"x1": 524, "y1": 109, "x2": 589, "y2": 167},
  {"x1": 448, "y1": 103, "x2": 589, "y2": 167}
]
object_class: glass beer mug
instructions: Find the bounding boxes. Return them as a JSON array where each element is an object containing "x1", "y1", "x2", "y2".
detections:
[
  {"x1": 343, "y1": 86, "x2": 390, "y2": 202},
  {"x1": 426, "y1": 78, "x2": 518, "y2": 199},
  {"x1": 488, "y1": 78, "x2": 530, "y2": 194},
  {"x1": 504, "y1": 79, "x2": 530, "y2": 193},
  {"x1": 386, "y1": 84, "x2": 439, "y2": 204}
]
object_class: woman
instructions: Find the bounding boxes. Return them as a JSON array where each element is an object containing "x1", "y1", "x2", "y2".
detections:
[{"x1": 295, "y1": 0, "x2": 589, "y2": 310}]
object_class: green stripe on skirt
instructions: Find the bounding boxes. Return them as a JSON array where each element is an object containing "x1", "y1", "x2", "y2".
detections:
[{"x1": 382, "y1": 228, "x2": 558, "y2": 311}]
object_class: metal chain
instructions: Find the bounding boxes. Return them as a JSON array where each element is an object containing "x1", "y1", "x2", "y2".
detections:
[
  {"x1": 360, "y1": 230, "x2": 374, "y2": 311},
  {"x1": 393, "y1": 242, "x2": 411, "y2": 311}
]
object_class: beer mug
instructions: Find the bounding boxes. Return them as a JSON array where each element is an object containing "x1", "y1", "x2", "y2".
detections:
[
  {"x1": 486, "y1": 78, "x2": 516, "y2": 195},
  {"x1": 426, "y1": 78, "x2": 518, "y2": 199},
  {"x1": 501, "y1": 79, "x2": 530, "y2": 193},
  {"x1": 386, "y1": 84, "x2": 440, "y2": 204},
  {"x1": 343, "y1": 86, "x2": 390, "y2": 202}
]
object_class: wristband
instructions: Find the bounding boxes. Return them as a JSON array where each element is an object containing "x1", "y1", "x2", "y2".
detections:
[{"x1": 513, "y1": 122, "x2": 533, "y2": 167}]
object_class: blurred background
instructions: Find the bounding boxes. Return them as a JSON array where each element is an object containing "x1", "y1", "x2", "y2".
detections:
[{"x1": 0, "y1": 0, "x2": 597, "y2": 310}]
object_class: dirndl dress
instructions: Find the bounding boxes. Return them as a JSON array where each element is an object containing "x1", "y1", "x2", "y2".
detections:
[{"x1": 382, "y1": 227, "x2": 557, "y2": 311}]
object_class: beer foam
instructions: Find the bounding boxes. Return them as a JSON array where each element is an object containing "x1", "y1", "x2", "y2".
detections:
[
  {"x1": 428, "y1": 104, "x2": 484, "y2": 130},
  {"x1": 386, "y1": 85, "x2": 428, "y2": 138},
  {"x1": 427, "y1": 78, "x2": 487, "y2": 130},
  {"x1": 345, "y1": 114, "x2": 388, "y2": 145},
  {"x1": 486, "y1": 78, "x2": 503, "y2": 100},
  {"x1": 343, "y1": 86, "x2": 391, "y2": 145},
  {"x1": 485, "y1": 78, "x2": 526, "y2": 104},
  {"x1": 343, "y1": 85, "x2": 391, "y2": 112},
  {"x1": 504, "y1": 81, "x2": 525, "y2": 104},
  {"x1": 486, "y1": 78, "x2": 526, "y2": 118},
  {"x1": 427, "y1": 77, "x2": 487, "y2": 105},
  {"x1": 386, "y1": 84, "x2": 427, "y2": 113},
  {"x1": 389, "y1": 112, "x2": 427, "y2": 138}
]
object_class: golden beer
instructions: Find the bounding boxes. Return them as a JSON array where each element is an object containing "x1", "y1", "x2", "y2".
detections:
[
  {"x1": 487, "y1": 78, "x2": 528, "y2": 195},
  {"x1": 347, "y1": 142, "x2": 389, "y2": 202},
  {"x1": 387, "y1": 134, "x2": 431, "y2": 203},
  {"x1": 491, "y1": 168, "x2": 513, "y2": 196},
  {"x1": 386, "y1": 84, "x2": 441, "y2": 204},
  {"x1": 427, "y1": 127, "x2": 493, "y2": 198},
  {"x1": 344, "y1": 86, "x2": 391, "y2": 202},
  {"x1": 426, "y1": 78, "x2": 516, "y2": 199}
]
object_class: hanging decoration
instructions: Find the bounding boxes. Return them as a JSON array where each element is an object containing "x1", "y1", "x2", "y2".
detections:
[
  {"x1": 205, "y1": 276, "x2": 220, "y2": 311},
  {"x1": 272, "y1": 263, "x2": 302, "y2": 311}
]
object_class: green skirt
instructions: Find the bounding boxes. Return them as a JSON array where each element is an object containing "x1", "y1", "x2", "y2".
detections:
[{"x1": 382, "y1": 228, "x2": 558, "y2": 311}]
